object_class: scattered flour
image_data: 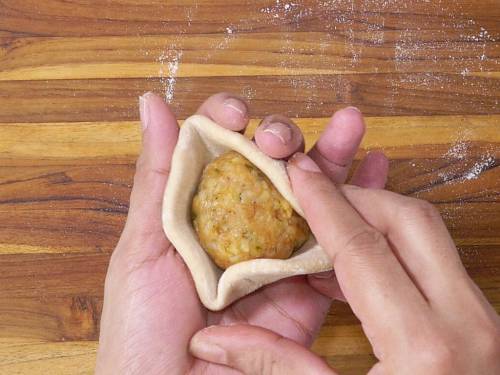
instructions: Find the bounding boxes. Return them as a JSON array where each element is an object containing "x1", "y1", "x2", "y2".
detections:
[
  {"x1": 461, "y1": 27, "x2": 497, "y2": 42},
  {"x1": 444, "y1": 141, "x2": 469, "y2": 160},
  {"x1": 462, "y1": 154, "x2": 495, "y2": 181},
  {"x1": 439, "y1": 133, "x2": 496, "y2": 184},
  {"x1": 261, "y1": 0, "x2": 299, "y2": 17},
  {"x1": 158, "y1": 49, "x2": 183, "y2": 103},
  {"x1": 139, "y1": 1, "x2": 496, "y2": 119},
  {"x1": 242, "y1": 86, "x2": 257, "y2": 100}
]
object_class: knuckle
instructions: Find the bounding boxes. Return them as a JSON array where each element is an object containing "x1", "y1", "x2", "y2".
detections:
[
  {"x1": 150, "y1": 166, "x2": 170, "y2": 178},
  {"x1": 399, "y1": 198, "x2": 441, "y2": 223},
  {"x1": 262, "y1": 336, "x2": 287, "y2": 375},
  {"x1": 477, "y1": 327, "x2": 500, "y2": 362},
  {"x1": 418, "y1": 336, "x2": 454, "y2": 372},
  {"x1": 311, "y1": 176, "x2": 337, "y2": 197},
  {"x1": 134, "y1": 158, "x2": 170, "y2": 184},
  {"x1": 335, "y1": 228, "x2": 388, "y2": 265},
  {"x1": 344, "y1": 228, "x2": 387, "y2": 253}
]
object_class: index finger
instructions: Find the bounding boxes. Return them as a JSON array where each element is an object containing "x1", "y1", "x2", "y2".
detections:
[{"x1": 288, "y1": 153, "x2": 429, "y2": 345}]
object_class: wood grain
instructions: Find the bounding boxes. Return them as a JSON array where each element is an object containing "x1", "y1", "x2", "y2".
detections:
[
  {"x1": 0, "y1": 255, "x2": 498, "y2": 373},
  {"x1": 1, "y1": 116, "x2": 498, "y2": 163},
  {"x1": 0, "y1": 74, "x2": 498, "y2": 123},
  {"x1": 1, "y1": 32, "x2": 498, "y2": 81},
  {"x1": 1, "y1": 0, "x2": 498, "y2": 37},
  {"x1": 1, "y1": 0, "x2": 499, "y2": 374},
  {"x1": 0, "y1": 341, "x2": 96, "y2": 375}
]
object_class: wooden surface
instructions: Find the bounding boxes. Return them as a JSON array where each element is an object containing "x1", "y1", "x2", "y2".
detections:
[{"x1": 0, "y1": 1, "x2": 499, "y2": 374}]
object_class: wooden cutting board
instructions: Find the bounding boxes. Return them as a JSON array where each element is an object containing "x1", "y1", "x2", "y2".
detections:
[{"x1": 0, "y1": 1, "x2": 498, "y2": 374}]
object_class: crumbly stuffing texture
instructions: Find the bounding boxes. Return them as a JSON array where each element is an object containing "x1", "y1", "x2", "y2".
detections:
[{"x1": 192, "y1": 151, "x2": 310, "y2": 269}]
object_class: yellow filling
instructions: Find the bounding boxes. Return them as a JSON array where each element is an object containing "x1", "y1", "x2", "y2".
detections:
[{"x1": 192, "y1": 151, "x2": 310, "y2": 269}]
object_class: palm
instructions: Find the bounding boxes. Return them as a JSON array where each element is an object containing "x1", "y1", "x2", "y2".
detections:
[{"x1": 117, "y1": 238, "x2": 330, "y2": 375}]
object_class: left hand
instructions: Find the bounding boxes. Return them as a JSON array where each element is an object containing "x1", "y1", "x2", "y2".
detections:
[{"x1": 95, "y1": 92, "x2": 388, "y2": 374}]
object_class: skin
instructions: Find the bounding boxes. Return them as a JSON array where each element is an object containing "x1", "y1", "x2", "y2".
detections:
[
  {"x1": 189, "y1": 155, "x2": 500, "y2": 374},
  {"x1": 95, "y1": 92, "x2": 389, "y2": 374}
]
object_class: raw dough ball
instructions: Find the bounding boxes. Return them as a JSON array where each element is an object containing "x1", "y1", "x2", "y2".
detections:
[{"x1": 192, "y1": 151, "x2": 310, "y2": 269}]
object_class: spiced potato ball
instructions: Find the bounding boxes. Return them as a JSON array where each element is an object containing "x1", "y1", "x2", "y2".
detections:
[{"x1": 191, "y1": 151, "x2": 310, "y2": 269}]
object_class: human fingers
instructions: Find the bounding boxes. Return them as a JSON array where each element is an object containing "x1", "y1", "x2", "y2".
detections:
[
  {"x1": 254, "y1": 114, "x2": 305, "y2": 159},
  {"x1": 190, "y1": 324, "x2": 335, "y2": 375},
  {"x1": 340, "y1": 185, "x2": 500, "y2": 365},
  {"x1": 118, "y1": 92, "x2": 179, "y2": 259},
  {"x1": 350, "y1": 151, "x2": 389, "y2": 188},
  {"x1": 338, "y1": 186, "x2": 486, "y2": 308},
  {"x1": 307, "y1": 151, "x2": 389, "y2": 299},
  {"x1": 308, "y1": 107, "x2": 365, "y2": 183},
  {"x1": 97, "y1": 93, "x2": 202, "y2": 374},
  {"x1": 288, "y1": 153, "x2": 429, "y2": 346},
  {"x1": 196, "y1": 92, "x2": 249, "y2": 131},
  {"x1": 307, "y1": 271, "x2": 346, "y2": 302},
  {"x1": 197, "y1": 93, "x2": 305, "y2": 160}
]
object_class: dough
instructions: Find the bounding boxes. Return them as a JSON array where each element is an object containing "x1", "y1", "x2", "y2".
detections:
[
  {"x1": 192, "y1": 150, "x2": 310, "y2": 269},
  {"x1": 162, "y1": 115, "x2": 332, "y2": 311}
]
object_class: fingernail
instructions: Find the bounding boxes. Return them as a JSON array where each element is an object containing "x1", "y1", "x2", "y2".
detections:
[
  {"x1": 311, "y1": 270, "x2": 335, "y2": 279},
  {"x1": 190, "y1": 331, "x2": 227, "y2": 362},
  {"x1": 344, "y1": 106, "x2": 361, "y2": 113},
  {"x1": 289, "y1": 153, "x2": 321, "y2": 172},
  {"x1": 223, "y1": 97, "x2": 247, "y2": 117},
  {"x1": 262, "y1": 122, "x2": 293, "y2": 145},
  {"x1": 139, "y1": 92, "x2": 154, "y2": 131}
]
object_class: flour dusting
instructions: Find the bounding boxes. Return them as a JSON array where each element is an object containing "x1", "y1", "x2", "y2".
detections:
[
  {"x1": 461, "y1": 26, "x2": 497, "y2": 42},
  {"x1": 242, "y1": 86, "x2": 257, "y2": 100},
  {"x1": 444, "y1": 141, "x2": 469, "y2": 160},
  {"x1": 439, "y1": 131, "x2": 496, "y2": 184},
  {"x1": 158, "y1": 49, "x2": 183, "y2": 103},
  {"x1": 462, "y1": 154, "x2": 495, "y2": 181},
  {"x1": 136, "y1": 0, "x2": 497, "y2": 125},
  {"x1": 261, "y1": 0, "x2": 299, "y2": 18}
]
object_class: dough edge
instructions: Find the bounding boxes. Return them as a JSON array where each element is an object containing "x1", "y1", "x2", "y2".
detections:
[{"x1": 162, "y1": 114, "x2": 332, "y2": 311}]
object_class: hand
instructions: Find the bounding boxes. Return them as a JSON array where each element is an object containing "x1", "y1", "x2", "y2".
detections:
[
  {"x1": 95, "y1": 92, "x2": 388, "y2": 374},
  {"x1": 189, "y1": 154, "x2": 500, "y2": 374}
]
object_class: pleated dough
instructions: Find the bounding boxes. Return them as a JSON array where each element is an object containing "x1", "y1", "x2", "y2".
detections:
[{"x1": 162, "y1": 115, "x2": 332, "y2": 311}]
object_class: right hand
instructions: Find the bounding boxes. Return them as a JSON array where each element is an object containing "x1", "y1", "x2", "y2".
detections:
[{"x1": 190, "y1": 153, "x2": 500, "y2": 374}]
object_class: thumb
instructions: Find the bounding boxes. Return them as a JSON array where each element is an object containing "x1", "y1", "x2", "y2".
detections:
[
  {"x1": 118, "y1": 92, "x2": 179, "y2": 258},
  {"x1": 190, "y1": 324, "x2": 335, "y2": 375}
]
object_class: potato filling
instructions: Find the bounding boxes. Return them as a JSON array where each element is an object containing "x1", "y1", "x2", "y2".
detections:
[{"x1": 192, "y1": 151, "x2": 310, "y2": 269}]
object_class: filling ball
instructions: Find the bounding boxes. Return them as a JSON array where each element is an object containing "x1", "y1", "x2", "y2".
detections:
[{"x1": 192, "y1": 151, "x2": 310, "y2": 269}]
